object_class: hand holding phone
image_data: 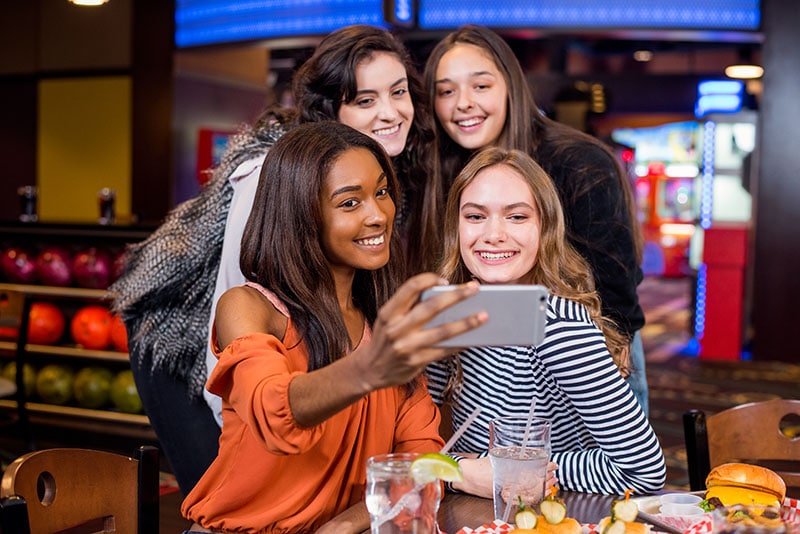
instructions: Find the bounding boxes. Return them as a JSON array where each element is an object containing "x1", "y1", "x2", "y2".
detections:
[{"x1": 421, "y1": 285, "x2": 548, "y2": 348}]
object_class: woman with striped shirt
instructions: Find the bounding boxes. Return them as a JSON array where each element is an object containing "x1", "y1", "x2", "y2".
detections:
[{"x1": 426, "y1": 147, "x2": 666, "y2": 497}]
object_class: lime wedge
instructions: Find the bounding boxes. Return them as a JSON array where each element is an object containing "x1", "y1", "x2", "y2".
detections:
[{"x1": 409, "y1": 453, "x2": 463, "y2": 484}]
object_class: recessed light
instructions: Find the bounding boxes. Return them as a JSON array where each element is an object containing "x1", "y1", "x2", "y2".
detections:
[
  {"x1": 725, "y1": 64, "x2": 764, "y2": 79},
  {"x1": 68, "y1": 0, "x2": 110, "y2": 5}
]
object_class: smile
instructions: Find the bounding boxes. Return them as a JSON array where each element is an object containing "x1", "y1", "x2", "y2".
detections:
[
  {"x1": 356, "y1": 235, "x2": 386, "y2": 246},
  {"x1": 478, "y1": 251, "x2": 515, "y2": 260},
  {"x1": 456, "y1": 117, "x2": 484, "y2": 128},
  {"x1": 373, "y1": 124, "x2": 400, "y2": 136}
]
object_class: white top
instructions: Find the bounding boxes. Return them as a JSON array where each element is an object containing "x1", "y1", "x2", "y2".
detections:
[{"x1": 203, "y1": 155, "x2": 265, "y2": 426}]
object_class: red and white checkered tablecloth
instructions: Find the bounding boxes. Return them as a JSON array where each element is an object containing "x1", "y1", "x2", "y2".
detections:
[{"x1": 455, "y1": 497, "x2": 800, "y2": 534}]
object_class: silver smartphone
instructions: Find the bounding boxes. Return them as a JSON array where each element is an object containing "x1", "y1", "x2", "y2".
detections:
[{"x1": 421, "y1": 284, "x2": 548, "y2": 348}]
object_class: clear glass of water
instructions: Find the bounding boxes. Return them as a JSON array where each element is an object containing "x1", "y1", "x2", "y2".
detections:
[
  {"x1": 489, "y1": 416, "x2": 552, "y2": 522},
  {"x1": 365, "y1": 452, "x2": 441, "y2": 534}
]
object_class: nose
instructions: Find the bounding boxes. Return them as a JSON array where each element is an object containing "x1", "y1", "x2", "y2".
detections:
[
  {"x1": 364, "y1": 197, "x2": 390, "y2": 226},
  {"x1": 483, "y1": 216, "x2": 507, "y2": 243},
  {"x1": 456, "y1": 89, "x2": 473, "y2": 111},
  {"x1": 376, "y1": 98, "x2": 399, "y2": 121}
]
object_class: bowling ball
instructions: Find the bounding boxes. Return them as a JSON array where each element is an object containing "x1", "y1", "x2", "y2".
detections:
[
  {"x1": 73, "y1": 366, "x2": 113, "y2": 409},
  {"x1": 0, "y1": 247, "x2": 36, "y2": 284},
  {"x1": 1, "y1": 361, "x2": 37, "y2": 397},
  {"x1": 36, "y1": 363, "x2": 74, "y2": 405},
  {"x1": 110, "y1": 369, "x2": 143, "y2": 414},
  {"x1": 109, "y1": 314, "x2": 128, "y2": 353},
  {"x1": 28, "y1": 302, "x2": 66, "y2": 345},
  {"x1": 35, "y1": 247, "x2": 73, "y2": 287},
  {"x1": 72, "y1": 247, "x2": 112, "y2": 289},
  {"x1": 70, "y1": 305, "x2": 113, "y2": 350}
]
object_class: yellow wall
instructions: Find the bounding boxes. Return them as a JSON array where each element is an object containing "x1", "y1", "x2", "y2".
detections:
[{"x1": 38, "y1": 77, "x2": 131, "y2": 223}]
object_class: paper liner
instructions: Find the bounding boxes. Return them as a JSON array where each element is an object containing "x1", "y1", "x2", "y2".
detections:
[{"x1": 454, "y1": 498, "x2": 800, "y2": 534}]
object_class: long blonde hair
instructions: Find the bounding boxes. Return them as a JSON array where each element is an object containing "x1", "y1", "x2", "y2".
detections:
[{"x1": 439, "y1": 148, "x2": 630, "y2": 380}]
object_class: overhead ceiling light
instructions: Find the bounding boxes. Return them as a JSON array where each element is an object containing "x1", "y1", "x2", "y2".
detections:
[
  {"x1": 725, "y1": 64, "x2": 764, "y2": 79},
  {"x1": 633, "y1": 50, "x2": 653, "y2": 62},
  {"x1": 725, "y1": 47, "x2": 763, "y2": 79},
  {"x1": 68, "y1": 0, "x2": 110, "y2": 5}
]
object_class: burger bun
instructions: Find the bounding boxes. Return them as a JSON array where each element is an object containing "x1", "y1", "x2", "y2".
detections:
[{"x1": 705, "y1": 463, "x2": 786, "y2": 507}]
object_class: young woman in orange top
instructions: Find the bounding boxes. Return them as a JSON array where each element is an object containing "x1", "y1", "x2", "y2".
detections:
[{"x1": 181, "y1": 121, "x2": 485, "y2": 533}]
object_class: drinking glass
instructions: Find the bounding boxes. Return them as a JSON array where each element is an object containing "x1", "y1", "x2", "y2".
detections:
[
  {"x1": 98, "y1": 188, "x2": 116, "y2": 225},
  {"x1": 489, "y1": 416, "x2": 552, "y2": 522},
  {"x1": 365, "y1": 452, "x2": 441, "y2": 534},
  {"x1": 17, "y1": 186, "x2": 38, "y2": 222}
]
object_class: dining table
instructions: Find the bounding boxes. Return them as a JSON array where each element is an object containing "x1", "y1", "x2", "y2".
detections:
[{"x1": 436, "y1": 490, "x2": 618, "y2": 533}]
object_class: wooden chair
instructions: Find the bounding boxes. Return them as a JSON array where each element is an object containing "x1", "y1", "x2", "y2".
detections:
[
  {"x1": 683, "y1": 399, "x2": 800, "y2": 492},
  {"x1": 0, "y1": 445, "x2": 160, "y2": 533}
]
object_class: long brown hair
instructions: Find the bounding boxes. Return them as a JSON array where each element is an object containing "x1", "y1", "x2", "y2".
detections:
[
  {"x1": 286, "y1": 24, "x2": 444, "y2": 274},
  {"x1": 440, "y1": 147, "x2": 630, "y2": 373},
  {"x1": 240, "y1": 121, "x2": 403, "y2": 371},
  {"x1": 424, "y1": 24, "x2": 642, "y2": 262}
]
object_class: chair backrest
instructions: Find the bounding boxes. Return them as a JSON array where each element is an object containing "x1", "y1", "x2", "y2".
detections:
[
  {"x1": 0, "y1": 445, "x2": 159, "y2": 534},
  {"x1": 683, "y1": 399, "x2": 800, "y2": 491}
]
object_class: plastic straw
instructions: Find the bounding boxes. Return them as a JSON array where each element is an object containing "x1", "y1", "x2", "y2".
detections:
[
  {"x1": 501, "y1": 396, "x2": 537, "y2": 523},
  {"x1": 441, "y1": 407, "x2": 482, "y2": 454},
  {"x1": 374, "y1": 406, "x2": 483, "y2": 529}
]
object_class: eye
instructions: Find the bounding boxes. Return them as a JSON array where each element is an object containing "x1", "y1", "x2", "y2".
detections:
[
  {"x1": 392, "y1": 87, "x2": 409, "y2": 98},
  {"x1": 376, "y1": 187, "x2": 390, "y2": 198},
  {"x1": 355, "y1": 96, "x2": 375, "y2": 107},
  {"x1": 462, "y1": 212, "x2": 485, "y2": 222},
  {"x1": 508, "y1": 214, "x2": 529, "y2": 222},
  {"x1": 436, "y1": 87, "x2": 454, "y2": 98},
  {"x1": 339, "y1": 198, "x2": 360, "y2": 209}
]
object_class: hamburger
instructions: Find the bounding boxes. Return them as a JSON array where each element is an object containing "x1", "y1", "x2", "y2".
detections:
[{"x1": 704, "y1": 463, "x2": 786, "y2": 509}]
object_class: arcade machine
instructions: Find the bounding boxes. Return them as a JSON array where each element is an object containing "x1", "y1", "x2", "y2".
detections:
[
  {"x1": 612, "y1": 120, "x2": 703, "y2": 278},
  {"x1": 689, "y1": 103, "x2": 757, "y2": 361}
]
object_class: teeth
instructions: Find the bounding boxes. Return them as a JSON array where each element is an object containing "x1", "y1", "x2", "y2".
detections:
[
  {"x1": 374, "y1": 124, "x2": 400, "y2": 136},
  {"x1": 357, "y1": 235, "x2": 385, "y2": 246},
  {"x1": 479, "y1": 251, "x2": 514, "y2": 260},
  {"x1": 457, "y1": 118, "x2": 483, "y2": 127}
]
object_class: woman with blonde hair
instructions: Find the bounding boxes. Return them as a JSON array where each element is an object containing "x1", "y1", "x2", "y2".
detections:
[{"x1": 427, "y1": 147, "x2": 666, "y2": 496}]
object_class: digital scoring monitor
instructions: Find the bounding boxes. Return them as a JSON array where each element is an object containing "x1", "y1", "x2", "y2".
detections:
[
  {"x1": 176, "y1": 0, "x2": 386, "y2": 48},
  {"x1": 417, "y1": 0, "x2": 760, "y2": 31}
]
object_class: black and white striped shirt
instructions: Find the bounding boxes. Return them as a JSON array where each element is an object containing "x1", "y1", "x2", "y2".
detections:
[{"x1": 426, "y1": 295, "x2": 666, "y2": 495}]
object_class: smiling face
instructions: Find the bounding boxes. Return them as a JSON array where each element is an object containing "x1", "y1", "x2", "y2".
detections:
[
  {"x1": 319, "y1": 147, "x2": 396, "y2": 277},
  {"x1": 433, "y1": 43, "x2": 508, "y2": 151},
  {"x1": 337, "y1": 51, "x2": 414, "y2": 158},
  {"x1": 458, "y1": 164, "x2": 540, "y2": 285}
]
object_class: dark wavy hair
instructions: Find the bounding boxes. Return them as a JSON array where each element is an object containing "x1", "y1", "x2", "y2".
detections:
[
  {"x1": 284, "y1": 24, "x2": 444, "y2": 274},
  {"x1": 239, "y1": 121, "x2": 403, "y2": 371},
  {"x1": 424, "y1": 24, "x2": 642, "y2": 262}
]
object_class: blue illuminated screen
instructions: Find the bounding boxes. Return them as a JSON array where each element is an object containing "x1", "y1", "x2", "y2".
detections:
[
  {"x1": 419, "y1": 0, "x2": 760, "y2": 30},
  {"x1": 176, "y1": 0, "x2": 386, "y2": 48},
  {"x1": 175, "y1": 0, "x2": 760, "y2": 48}
]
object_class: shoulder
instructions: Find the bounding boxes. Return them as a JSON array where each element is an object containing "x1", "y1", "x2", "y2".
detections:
[
  {"x1": 537, "y1": 127, "x2": 617, "y2": 175},
  {"x1": 546, "y1": 294, "x2": 594, "y2": 326},
  {"x1": 216, "y1": 285, "x2": 288, "y2": 341}
]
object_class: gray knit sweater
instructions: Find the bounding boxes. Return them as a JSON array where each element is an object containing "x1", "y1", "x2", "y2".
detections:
[{"x1": 109, "y1": 121, "x2": 286, "y2": 399}]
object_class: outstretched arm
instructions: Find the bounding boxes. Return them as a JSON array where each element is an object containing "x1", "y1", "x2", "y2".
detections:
[{"x1": 287, "y1": 273, "x2": 485, "y2": 427}]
